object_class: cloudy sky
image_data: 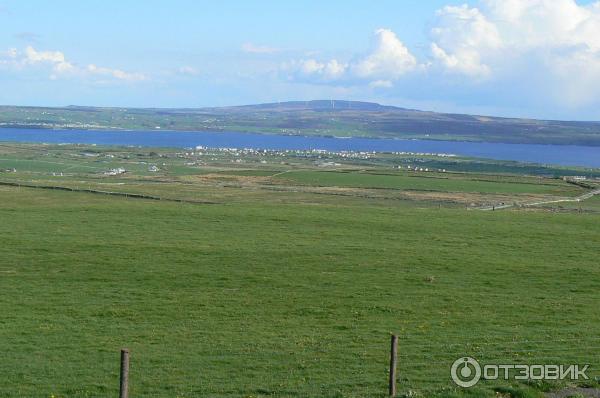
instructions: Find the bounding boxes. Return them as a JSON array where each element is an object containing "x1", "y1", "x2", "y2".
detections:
[{"x1": 2, "y1": 0, "x2": 600, "y2": 120}]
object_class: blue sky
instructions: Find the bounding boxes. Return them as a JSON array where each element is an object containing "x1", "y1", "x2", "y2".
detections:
[{"x1": 1, "y1": 0, "x2": 600, "y2": 120}]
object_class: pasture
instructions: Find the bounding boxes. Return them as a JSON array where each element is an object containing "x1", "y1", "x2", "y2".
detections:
[
  {"x1": 1, "y1": 185, "x2": 600, "y2": 397},
  {"x1": 277, "y1": 170, "x2": 582, "y2": 196},
  {"x1": 1, "y1": 143, "x2": 600, "y2": 397}
]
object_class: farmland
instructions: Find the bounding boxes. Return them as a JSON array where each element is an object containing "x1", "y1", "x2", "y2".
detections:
[{"x1": 1, "y1": 143, "x2": 600, "y2": 397}]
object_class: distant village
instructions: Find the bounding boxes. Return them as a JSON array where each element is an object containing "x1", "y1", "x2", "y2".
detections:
[
  {"x1": 165, "y1": 146, "x2": 460, "y2": 172},
  {"x1": 2, "y1": 145, "x2": 597, "y2": 182}
]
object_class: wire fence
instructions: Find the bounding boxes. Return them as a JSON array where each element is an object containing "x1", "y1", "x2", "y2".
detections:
[
  {"x1": 3, "y1": 329, "x2": 599, "y2": 397},
  {"x1": 58, "y1": 334, "x2": 596, "y2": 398}
]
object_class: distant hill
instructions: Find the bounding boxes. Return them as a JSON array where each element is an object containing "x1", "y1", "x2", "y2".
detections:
[
  {"x1": 2, "y1": 100, "x2": 600, "y2": 146},
  {"x1": 231, "y1": 100, "x2": 402, "y2": 112}
]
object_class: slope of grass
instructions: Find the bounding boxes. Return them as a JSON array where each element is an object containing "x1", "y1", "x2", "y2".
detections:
[
  {"x1": 279, "y1": 170, "x2": 582, "y2": 196},
  {"x1": 1, "y1": 186, "x2": 599, "y2": 397}
]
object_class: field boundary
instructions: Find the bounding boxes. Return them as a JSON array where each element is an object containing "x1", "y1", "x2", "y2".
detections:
[
  {"x1": 477, "y1": 188, "x2": 600, "y2": 211},
  {"x1": 0, "y1": 180, "x2": 218, "y2": 205}
]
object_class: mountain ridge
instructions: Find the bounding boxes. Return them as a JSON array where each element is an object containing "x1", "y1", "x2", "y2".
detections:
[{"x1": 2, "y1": 100, "x2": 600, "y2": 146}]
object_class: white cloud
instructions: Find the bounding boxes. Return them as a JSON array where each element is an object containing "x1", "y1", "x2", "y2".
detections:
[
  {"x1": 549, "y1": 46, "x2": 600, "y2": 106},
  {"x1": 87, "y1": 64, "x2": 146, "y2": 81},
  {"x1": 299, "y1": 59, "x2": 324, "y2": 75},
  {"x1": 242, "y1": 42, "x2": 279, "y2": 54},
  {"x1": 284, "y1": 58, "x2": 348, "y2": 82},
  {"x1": 0, "y1": 48, "x2": 17, "y2": 64},
  {"x1": 352, "y1": 28, "x2": 417, "y2": 79},
  {"x1": 283, "y1": 28, "x2": 416, "y2": 86},
  {"x1": 1, "y1": 46, "x2": 146, "y2": 82},
  {"x1": 482, "y1": 0, "x2": 596, "y2": 48},
  {"x1": 23, "y1": 46, "x2": 74, "y2": 74},
  {"x1": 430, "y1": 42, "x2": 491, "y2": 77},
  {"x1": 428, "y1": 0, "x2": 600, "y2": 106},
  {"x1": 430, "y1": 5, "x2": 500, "y2": 77},
  {"x1": 24, "y1": 46, "x2": 65, "y2": 64},
  {"x1": 323, "y1": 59, "x2": 347, "y2": 79},
  {"x1": 369, "y1": 79, "x2": 393, "y2": 88},
  {"x1": 177, "y1": 65, "x2": 199, "y2": 76},
  {"x1": 280, "y1": 1, "x2": 600, "y2": 107}
]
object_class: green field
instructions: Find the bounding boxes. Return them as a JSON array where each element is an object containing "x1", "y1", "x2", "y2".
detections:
[
  {"x1": 543, "y1": 195, "x2": 600, "y2": 212},
  {"x1": 278, "y1": 170, "x2": 581, "y2": 196},
  {"x1": 2, "y1": 143, "x2": 600, "y2": 397}
]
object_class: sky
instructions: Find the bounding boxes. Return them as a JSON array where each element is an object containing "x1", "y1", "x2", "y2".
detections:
[{"x1": 1, "y1": 0, "x2": 600, "y2": 120}]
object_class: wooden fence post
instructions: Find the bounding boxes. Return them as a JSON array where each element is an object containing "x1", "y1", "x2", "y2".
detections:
[
  {"x1": 389, "y1": 334, "x2": 398, "y2": 397},
  {"x1": 120, "y1": 348, "x2": 130, "y2": 398}
]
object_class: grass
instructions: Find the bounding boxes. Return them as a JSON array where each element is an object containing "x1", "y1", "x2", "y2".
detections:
[
  {"x1": 543, "y1": 196, "x2": 600, "y2": 212},
  {"x1": 1, "y1": 184, "x2": 600, "y2": 397},
  {"x1": 1, "y1": 142, "x2": 600, "y2": 397},
  {"x1": 3, "y1": 143, "x2": 594, "y2": 211},
  {"x1": 279, "y1": 170, "x2": 582, "y2": 196}
]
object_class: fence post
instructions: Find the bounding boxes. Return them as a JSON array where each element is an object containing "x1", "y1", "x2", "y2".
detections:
[
  {"x1": 389, "y1": 334, "x2": 398, "y2": 397},
  {"x1": 120, "y1": 348, "x2": 130, "y2": 398}
]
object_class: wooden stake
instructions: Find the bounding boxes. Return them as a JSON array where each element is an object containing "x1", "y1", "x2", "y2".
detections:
[
  {"x1": 120, "y1": 349, "x2": 130, "y2": 398},
  {"x1": 389, "y1": 334, "x2": 398, "y2": 397}
]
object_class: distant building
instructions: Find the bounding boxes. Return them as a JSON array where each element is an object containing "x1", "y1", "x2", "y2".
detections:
[
  {"x1": 104, "y1": 168, "x2": 126, "y2": 176},
  {"x1": 317, "y1": 161, "x2": 341, "y2": 167},
  {"x1": 563, "y1": 176, "x2": 587, "y2": 181}
]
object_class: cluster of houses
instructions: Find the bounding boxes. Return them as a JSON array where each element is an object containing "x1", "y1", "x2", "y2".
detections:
[
  {"x1": 104, "y1": 167, "x2": 126, "y2": 176},
  {"x1": 170, "y1": 147, "x2": 464, "y2": 173},
  {"x1": 0, "y1": 121, "x2": 106, "y2": 129},
  {"x1": 102, "y1": 166, "x2": 159, "y2": 175},
  {"x1": 563, "y1": 176, "x2": 587, "y2": 181},
  {"x1": 187, "y1": 146, "x2": 375, "y2": 160},
  {"x1": 397, "y1": 165, "x2": 447, "y2": 173},
  {"x1": 182, "y1": 147, "x2": 459, "y2": 164},
  {"x1": 392, "y1": 151, "x2": 456, "y2": 158}
]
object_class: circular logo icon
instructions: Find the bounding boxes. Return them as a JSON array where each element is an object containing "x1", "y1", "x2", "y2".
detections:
[{"x1": 451, "y1": 357, "x2": 481, "y2": 388}]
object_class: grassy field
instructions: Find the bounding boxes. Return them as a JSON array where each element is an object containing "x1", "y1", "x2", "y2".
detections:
[
  {"x1": 0, "y1": 143, "x2": 592, "y2": 208},
  {"x1": 1, "y1": 143, "x2": 600, "y2": 397},
  {"x1": 278, "y1": 170, "x2": 581, "y2": 196},
  {"x1": 541, "y1": 195, "x2": 600, "y2": 212}
]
